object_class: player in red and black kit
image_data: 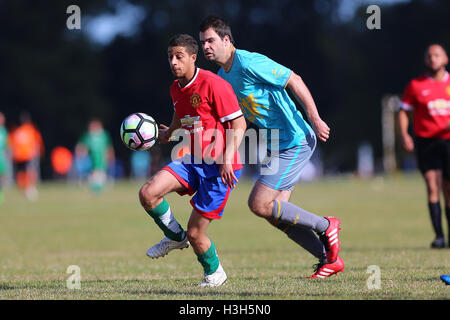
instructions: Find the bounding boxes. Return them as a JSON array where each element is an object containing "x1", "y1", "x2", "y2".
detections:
[
  {"x1": 399, "y1": 44, "x2": 450, "y2": 248},
  {"x1": 138, "y1": 34, "x2": 246, "y2": 286}
]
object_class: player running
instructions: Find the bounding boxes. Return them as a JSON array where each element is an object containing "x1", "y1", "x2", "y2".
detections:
[
  {"x1": 199, "y1": 15, "x2": 343, "y2": 279},
  {"x1": 399, "y1": 44, "x2": 450, "y2": 248},
  {"x1": 138, "y1": 34, "x2": 246, "y2": 286},
  {"x1": 8, "y1": 112, "x2": 44, "y2": 201}
]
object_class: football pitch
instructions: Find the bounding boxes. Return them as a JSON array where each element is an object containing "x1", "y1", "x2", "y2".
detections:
[{"x1": 0, "y1": 173, "x2": 449, "y2": 300}]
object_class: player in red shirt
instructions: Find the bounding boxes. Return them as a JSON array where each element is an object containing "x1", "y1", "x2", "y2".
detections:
[
  {"x1": 399, "y1": 44, "x2": 450, "y2": 248},
  {"x1": 138, "y1": 34, "x2": 246, "y2": 286}
]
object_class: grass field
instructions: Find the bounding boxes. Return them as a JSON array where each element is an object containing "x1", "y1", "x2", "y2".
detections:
[{"x1": 0, "y1": 173, "x2": 449, "y2": 300}]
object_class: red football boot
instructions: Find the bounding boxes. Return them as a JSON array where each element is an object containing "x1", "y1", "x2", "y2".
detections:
[
  {"x1": 319, "y1": 216, "x2": 341, "y2": 263},
  {"x1": 307, "y1": 256, "x2": 344, "y2": 279}
]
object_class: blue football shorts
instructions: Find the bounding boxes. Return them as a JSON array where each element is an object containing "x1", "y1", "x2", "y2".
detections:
[
  {"x1": 257, "y1": 132, "x2": 316, "y2": 191},
  {"x1": 163, "y1": 155, "x2": 241, "y2": 220}
]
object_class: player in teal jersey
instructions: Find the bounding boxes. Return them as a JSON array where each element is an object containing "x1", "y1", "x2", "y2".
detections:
[
  {"x1": 75, "y1": 119, "x2": 114, "y2": 193},
  {"x1": 199, "y1": 16, "x2": 344, "y2": 278},
  {"x1": 0, "y1": 112, "x2": 9, "y2": 204}
]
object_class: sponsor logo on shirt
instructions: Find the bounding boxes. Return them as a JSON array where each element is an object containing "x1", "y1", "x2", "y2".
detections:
[
  {"x1": 427, "y1": 99, "x2": 450, "y2": 116},
  {"x1": 180, "y1": 115, "x2": 200, "y2": 128},
  {"x1": 180, "y1": 115, "x2": 204, "y2": 133}
]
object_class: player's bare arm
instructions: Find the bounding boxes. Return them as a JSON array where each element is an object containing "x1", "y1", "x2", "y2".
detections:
[
  {"x1": 159, "y1": 112, "x2": 181, "y2": 144},
  {"x1": 398, "y1": 108, "x2": 414, "y2": 152},
  {"x1": 287, "y1": 72, "x2": 330, "y2": 142},
  {"x1": 219, "y1": 115, "x2": 246, "y2": 188}
]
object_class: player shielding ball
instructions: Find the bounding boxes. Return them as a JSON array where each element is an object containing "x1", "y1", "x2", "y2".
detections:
[
  {"x1": 199, "y1": 16, "x2": 343, "y2": 278},
  {"x1": 138, "y1": 34, "x2": 246, "y2": 286},
  {"x1": 398, "y1": 44, "x2": 450, "y2": 248}
]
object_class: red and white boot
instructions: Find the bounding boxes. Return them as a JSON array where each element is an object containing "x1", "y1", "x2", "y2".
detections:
[
  {"x1": 319, "y1": 216, "x2": 342, "y2": 263},
  {"x1": 307, "y1": 256, "x2": 344, "y2": 279}
]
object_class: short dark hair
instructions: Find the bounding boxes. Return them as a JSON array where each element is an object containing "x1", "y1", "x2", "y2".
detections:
[
  {"x1": 199, "y1": 15, "x2": 234, "y2": 45},
  {"x1": 168, "y1": 34, "x2": 198, "y2": 55},
  {"x1": 424, "y1": 43, "x2": 448, "y2": 57}
]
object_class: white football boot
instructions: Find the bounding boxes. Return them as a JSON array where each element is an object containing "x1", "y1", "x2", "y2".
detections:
[
  {"x1": 198, "y1": 263, "x2": 227, "y2": 287},
  {"x1": 146, "y1": 236, "x2": 190, "y2": 259}
]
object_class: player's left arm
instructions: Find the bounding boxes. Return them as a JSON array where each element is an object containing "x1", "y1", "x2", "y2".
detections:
[
  {"x1": 286, "y1": 72, "x2": 330, "y2": 142},
  {"x1": 221, "y1": 115, "x2": 246, "y2": 188},
  {"x1": 211, "y1": 78, "x2": 246, "y2": 188}
]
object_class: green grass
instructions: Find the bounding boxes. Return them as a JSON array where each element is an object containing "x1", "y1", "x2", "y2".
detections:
[{"x1": 0, "y1": 173, "x2": 449, "y2": 300}]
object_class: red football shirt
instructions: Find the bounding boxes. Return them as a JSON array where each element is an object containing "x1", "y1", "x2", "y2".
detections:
[
  {"x1": 170, "y1": 68, "x2": 243, "y2": 170},
  {"x1": 401, "y1": 72, "x2": 450, "y2": 139}
]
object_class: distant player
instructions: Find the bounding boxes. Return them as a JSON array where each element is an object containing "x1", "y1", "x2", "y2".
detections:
[
  {"x1": 8, "y1": 112, "x2": 44, "y2": 201},
  {"x1": 199, "y1": 15, "x2": 343, "y2": 278},
  {"x1": 75, "y1": 119, "x2": 114, "y2": 193},
  {"x1": 399, "y1": 44, "x2": 450, "y2": 248},
  {"x1": 0, "y1": 112, "x2": 9, "y2": 204},
  {"x1": 138, "y1": 34, "x2": 246, "y2": 286}
]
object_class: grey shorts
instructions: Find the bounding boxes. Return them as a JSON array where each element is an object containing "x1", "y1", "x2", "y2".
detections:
[{"x1": 257, "y1": 133, "x2": 316, "y2": 191}]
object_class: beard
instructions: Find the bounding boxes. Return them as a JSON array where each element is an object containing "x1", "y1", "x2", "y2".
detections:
[{"x1": 426, "y1": 64, "x2": 445, "y2": 75}]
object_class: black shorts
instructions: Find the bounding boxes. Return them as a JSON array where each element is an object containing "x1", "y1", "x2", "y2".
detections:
[{"x1": 415, "y1": 137, "x2": 450, "y2": 179}]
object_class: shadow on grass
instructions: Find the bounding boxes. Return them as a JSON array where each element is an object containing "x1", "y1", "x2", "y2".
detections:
[
  {"x1": 342, "y1": 246, "x2": 438, "y2": 252},
  {"x1": 129, "y1": 288, "x2": 270, "y2": 298},
  {"x1": 0, "y1": 279, "x2": 274, "y2": 298}
]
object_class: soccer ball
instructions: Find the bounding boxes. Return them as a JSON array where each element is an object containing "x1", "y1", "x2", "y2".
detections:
[{"x1": 120, "y1": 113, "x2": 158, "y2": 151}]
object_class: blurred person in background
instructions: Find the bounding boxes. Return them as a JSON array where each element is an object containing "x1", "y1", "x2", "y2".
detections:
[
  {"x1": 130, "y1": 150, "x2": 150, "y2": 180},
  {"x1": 8, "y1": 112, "x2": 44, "y2": 201},
  {"x1": 399, "y1": 44, "x2": 450, "y2": 248},
  {"x1": 75, "y1": 118, "x2": 114, "y2": 193},
  {"x1": 0, "y1": 112, "x2": 10, "y2": 204}
]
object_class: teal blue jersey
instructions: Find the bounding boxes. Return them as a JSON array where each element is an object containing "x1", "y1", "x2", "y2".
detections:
[
  {"x1": 0, "y1": 126, "x2": 8, "y2": 174},
  {"x1": 0, "y1": 126, "x2": 7, "y2": 153},
  {"x1": 217, "y1": 49, "x2": 313, "y2": 150}
]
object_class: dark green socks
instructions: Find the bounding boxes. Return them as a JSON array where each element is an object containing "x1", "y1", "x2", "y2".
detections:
[{"x1": 196, "y1": 241, "x2": 220, "y2": 275}]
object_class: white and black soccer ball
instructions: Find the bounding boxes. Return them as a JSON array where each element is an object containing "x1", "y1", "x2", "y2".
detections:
[{"x1": 120, "y1": 113, "x2": 158, "y2": 151}]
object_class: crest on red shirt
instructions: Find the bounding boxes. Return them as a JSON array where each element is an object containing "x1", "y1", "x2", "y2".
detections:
[
  {"x1": 190, "y1": 93, "x2": 202, "y2": 108},
  {"x1": 446, "y1": 86, "x2": 450, "y2": 96}
]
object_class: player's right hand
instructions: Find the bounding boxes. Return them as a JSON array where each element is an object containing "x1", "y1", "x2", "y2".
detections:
[
  {"x1": 219, "y1": 163, "x2": 238, "y2": 188},
  {"x1": 158, "y1": 124, "x2": 171, "y2": 144},
  {"x1": 313, "y1": 118, "x2": 330, "y2": 142},
  {"x1": 401, "y1": 134, "x2": 414, "y2": 152}
]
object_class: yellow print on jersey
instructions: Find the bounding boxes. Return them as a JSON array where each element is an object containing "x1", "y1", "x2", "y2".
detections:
[
  {"x1": 427, "y1": 99, "x2": 450, "y2": 116},
  {"x1": 238, "y1": 93, "x2": 270, "y2": 123},
  {"x1": 180, "y1": 115, "x2": 200, "y2": 128},
  {"x1": 446, "y1": 86, "x2": 450, "y2": 96},
  {"x1": 271, "y1": 68, "x2": 285, "y2": 79}
]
